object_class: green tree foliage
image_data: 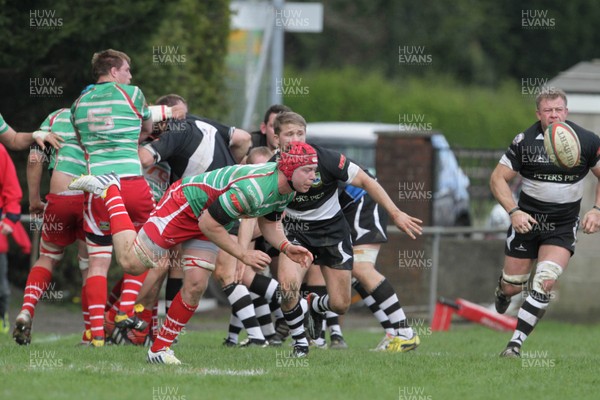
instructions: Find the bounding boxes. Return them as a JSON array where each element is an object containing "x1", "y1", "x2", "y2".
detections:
[
  {"x1": 0, "y1": 0, "x2": 230, "y2": 293},
  {"x1": 0, "y1": 0, "x2": 230, "y2": 131},
  {"x1": 286, "y1": 0, "x2": 600, "y2": 86},
  {"x1": 285, "y1": 67, "x2": 533, "y2": 149},
  {"x1": 131, "y1": 0, "x2": 230, "y2": 118}
]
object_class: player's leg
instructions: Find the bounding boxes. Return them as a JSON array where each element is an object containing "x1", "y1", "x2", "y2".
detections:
[
  {"x1": 165, "y1": 245, "x2": 184, "y2": 315},
  {"x1": 352, "y1": 278, "x2": 394, "y2": 335},
  {"x1": 85, "y1": 240, "x2": 113, "y2": 346},
  {"x1": 353, "y1": 244, "x2": 419, "y2": 351},
  {"x1": 69, "y1": 173, "x2": 146, "y2": 274},
  {"x1": 214, "y1": 247, "x2": 266, "y2": 346},
  {"x1": 241, "y1": 266, "x2": 280, "y2": 345},
  {"x1": 501, "y1": 244, "x2": 570, "y2": 357},
  {"x1": 223, "y1": 314, "x2": 244, "y2": 346},
  {"x1": 149, "y1": 243, "x2": 216, "y2": 364},
  {"x1": 13, "y1": 193, "x2": 80, "y2": 345},
  {"x1": 244, "y1": 262, "x2": 284, "y2": 344},
  {"x1": 304, "y1": 236, "x2": 353, "y2": 341},
  {"x1": 113, "y1": 177, "x2": 155, "y2": 330},
  {"x1": 77, "y1": 241, "x2": 92, "y2": 344},
  {"x1": 494, "y1": 255, "x2": 532, "y2": 315},
  {"x1": 278, "y1": 254, "x2": 309, "y2": 357},
  {"x1": 125, "y1": 260, "x2": 169, "y2": 345},
  {"x1": 305, "y1": 265, "x2": 334, "y2": 349}
]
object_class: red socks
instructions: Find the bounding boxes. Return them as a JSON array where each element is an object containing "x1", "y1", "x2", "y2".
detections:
[
  {"x1": 151, "y1": 291, "x2": 197, "y2": 352},
  {"x1": 85, "y1": 275, "x2": 108, "y2": 339},
  {"x1": 104, "y1": 186, "x2": 135, "y2": 234},
  {"x1": 21, "y1": 266, "x2": 52, "y2": 317}
]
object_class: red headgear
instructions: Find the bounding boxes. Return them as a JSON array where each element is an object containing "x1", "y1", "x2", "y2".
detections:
[{"x1": 277, "y1": 142, "x2": 318, "y2": 181}]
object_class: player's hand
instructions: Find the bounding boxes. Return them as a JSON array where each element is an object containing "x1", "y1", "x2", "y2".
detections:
[
  {"x1": 240, "y1": 250, "x2": 271, "y2": 271},
  {"x1": 582, "y1": 208, "x2": 600, "y2": 234},
  {"x1": 0, "y1": 221, "x2": 13, "y2": 236},
  {"x1": 29, "y1": 199, "x2": 46, "y2": 216},
  {"x1": 511, "y1": 210, "x2": 537, "y2": 234},
  {"x1": 284, "y1": 244, "x2": 314, "y2": 268},
  {"x1": 35, "y1": 132, "x2": 63, "y2": 150},
  {"x1": 391, "y1": 211, "x2": 423, "y2": 239},
  {"x1": 171, "y1": 104, "x2": 187, "y2": 120}
]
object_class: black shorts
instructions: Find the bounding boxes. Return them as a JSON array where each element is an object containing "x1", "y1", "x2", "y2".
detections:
[
  {"x1": 284, "y1": 213, "x2": 354, "y2": 270},
  {"x1": 254, "y1": 236, "x2": 280, "y2": 258},
  {"x1": 504, "y1": 217, "x2": 579, "y2": 258},
  {"x1": 343, "y1": 194, "x2": 388, "y2": 245}
]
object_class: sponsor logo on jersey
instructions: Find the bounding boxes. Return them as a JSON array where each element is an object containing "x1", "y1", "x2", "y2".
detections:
[
  {"x1": 229, "y1": 193, "x2": 244, "y2": 213},
  {"x1": 311, "y1": 172, "x2": 322, "y2": 188},
  {"x1": 99, "y1": 221, "x2": 110, "y2": 231},
  {"x1": 338, "y1": 154, "x2": 346, "y2": 169},
  {"x1": 512, "y1": 133, "x2": 525, "y2": 145}
]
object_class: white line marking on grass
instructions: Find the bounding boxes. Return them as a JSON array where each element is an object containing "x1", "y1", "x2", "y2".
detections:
[
  {"x1": 200, "y1": 368, "x2": 266, "y2": 376},
  {"x1": 34, "y1": 335, "x2": 64, "y2": 343}
]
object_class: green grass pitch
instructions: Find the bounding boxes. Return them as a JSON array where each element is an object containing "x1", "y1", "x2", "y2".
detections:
[{"x1": 1, "y1": 321, "x2": 599, "y2": 400}]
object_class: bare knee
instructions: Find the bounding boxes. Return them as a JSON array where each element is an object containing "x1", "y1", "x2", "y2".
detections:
[{"x1": 327, "y1": 295, "x2": 350, "y2": 315}]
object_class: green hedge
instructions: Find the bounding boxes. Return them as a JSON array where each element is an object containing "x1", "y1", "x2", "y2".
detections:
[{"x1": 284, "y1": 67, "x2": 535, "y2": 149}]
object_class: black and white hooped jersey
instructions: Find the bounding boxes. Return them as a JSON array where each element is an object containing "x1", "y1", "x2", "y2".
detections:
[
  {"x1": 280, "y1": 144, "x2": 361, "y2": 221},
  {"x1": 144, "y1": 114, "x2": 236, "y2": 182},
  {"x1": 500, "y1": 120, "x2": 600, "y2": 221}
]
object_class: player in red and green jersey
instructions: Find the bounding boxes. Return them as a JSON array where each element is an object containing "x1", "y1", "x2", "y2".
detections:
[
  {"x1": 13, "y1": 108, "x2": 90, "y2": 345},
  {"x1": 70, "y1": 49, "x2": 161, "y2": 346},
  {"x1": 69, "y1": 142, "x2": 317, "y2": 364}
]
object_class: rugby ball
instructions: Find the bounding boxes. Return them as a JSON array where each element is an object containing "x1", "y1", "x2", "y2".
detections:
[{"x1": 544, "y1": 121, "x2": 580, "y2": 169}]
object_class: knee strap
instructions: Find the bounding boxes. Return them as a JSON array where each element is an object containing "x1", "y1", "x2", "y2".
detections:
[
  {"x1": 501, "y1": 270, "x2": 530, "y2": 286},
  {"x1": 533, "y1": 261, "x2": 563, "y2": 295},
  {"x1": 353, "y1": 248, "x2": 379, "y2": 264},
  {"x1": 182, "y1": 256, "x2": 215, "y2": 272}
]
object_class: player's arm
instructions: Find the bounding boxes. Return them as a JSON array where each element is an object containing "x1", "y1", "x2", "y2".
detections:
[
  {"x1": 257, "y1": 216, "x2": 313, "y2": 268},
  {"x1": 490, "y1": 164, "x2": 519, "y2": 213},
  {"x1": 229, "y1": 128, "x2": 252, "y2": 163},
  {"x1": 199, "y1": 200, "x2": 271, "y2": 270},
  {"x1": 27, "y1": 146, "x2": 47, "y2": 215},
  {"x1": 139, "y1": 118, "x2": 154, "y2": 142},
  {"x1": 0, "y1": 127, "x2": 61, "y2": 152},
  {"x1": 233, "y1": 217, "x2": 259, "y2": 281},
  {"x1": 350, "y1": 168, "x2": 423, "y2": 239},
  {"x1": 138, "y1": 145, "x2": 156, "y2": 168},
  {"x1": 582, "y1": 165, "x2": 600, "y2": 234},
  {"x1": 490, "y1": 163, "x2": 536, "y2": 233}
]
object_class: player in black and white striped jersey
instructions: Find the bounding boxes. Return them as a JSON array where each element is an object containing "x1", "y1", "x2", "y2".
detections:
[
  {"x1": 273, "y1": 111, "x2": 423, "y2": 357},
  {"x1": 491, "y1": 88, "x2": 600, "y2": 358}
]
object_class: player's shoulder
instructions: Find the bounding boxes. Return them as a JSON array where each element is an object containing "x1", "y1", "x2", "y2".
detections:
[
  {"x1": 567, "y1": 120, "x2": 597, "y2": 138},
  {"x1": 250, "y1": 131, "x2": 266, "y2": 148},
  {"x1": 50, "y1": 108, "x2": 71, "y2": 118},
  {"x1": 510, "y1": 122, "x2": 541, "y2": 147}
]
